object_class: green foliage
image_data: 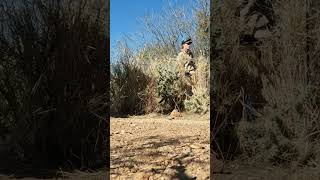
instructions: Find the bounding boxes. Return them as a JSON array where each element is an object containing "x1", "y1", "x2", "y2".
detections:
[
  {"x1": 154, "y1": 59, "x2": 183, "y2": 112},
  {"x1": 110, "y1": 0, "x2": 210, "y2": 115},
  {"x1": 184, "y1": 88, "x2": 209, "y2": 114}
]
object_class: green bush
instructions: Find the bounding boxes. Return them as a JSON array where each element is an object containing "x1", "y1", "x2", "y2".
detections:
[
  {"x1": 154, "y1": 59, "x2": 183, "y2": 113},
  {"x1": 184, "y1": 87, "x2": 209, "y2": 114}
]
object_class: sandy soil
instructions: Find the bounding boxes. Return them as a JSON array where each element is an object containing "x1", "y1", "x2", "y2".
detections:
[
  {"x1": 212, "y1": 159, "x2": 320, "y2": 180},
  {"x1": 212, "y1": 149, "x2": 320, "y2": 180},
  {"x1": 110, "y1": 113, "x2": 210, "y2": 180}
]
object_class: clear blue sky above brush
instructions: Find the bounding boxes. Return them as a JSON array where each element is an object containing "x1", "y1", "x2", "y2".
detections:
[
  {"x1": 110, "y1": 0, "x2": 189, "y2": 61},
  {"x1": 111, "y1": 0, "x2": 163, "y2": 50}
]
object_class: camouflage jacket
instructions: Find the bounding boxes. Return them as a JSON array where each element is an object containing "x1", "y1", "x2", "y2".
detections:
[{"x1": 176, "y1": 49, "x2": 196, "y2": 77}]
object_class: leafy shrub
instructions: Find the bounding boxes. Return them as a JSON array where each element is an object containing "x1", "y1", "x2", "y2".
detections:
[
  {"x1": 154, "y1": 58, "x2": 184, "y2": 113},
  {"x1": 184, "y1": 87, "x2": 209, "y2": 114}
]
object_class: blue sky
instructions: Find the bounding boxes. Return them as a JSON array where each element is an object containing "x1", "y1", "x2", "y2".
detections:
[
  {"x1": 111, "y1": 0, "x2": 164, "y2": 50},
  {"x1": 110, "y1": 0, "x2": 192, "y2": 62}
]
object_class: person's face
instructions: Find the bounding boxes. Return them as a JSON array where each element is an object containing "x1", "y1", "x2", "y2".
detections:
[{"x1": 183, "y1": 43, "x2": 190, "y2": 50}]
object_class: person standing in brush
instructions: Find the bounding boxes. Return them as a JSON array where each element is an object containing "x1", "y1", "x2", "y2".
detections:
[
  {"x1": 168, "y1": 37, "x2": 197, "y2": 120},
  {"x1": 176, "y1": 37, "x2": 197, "y2": 94}
]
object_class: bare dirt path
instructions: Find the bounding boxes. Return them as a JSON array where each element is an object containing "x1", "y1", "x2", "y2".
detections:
[{"x1": 110, "y1": 113, "x2": 210, "y2": 180}]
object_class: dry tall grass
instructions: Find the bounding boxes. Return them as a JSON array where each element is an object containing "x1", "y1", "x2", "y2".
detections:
[
  {"x1": 238, "y1": 0, "x2": 320, "y2": 167},
  {"x1": 111, "y1": 0, "x2": 210, "y2": 116},
  {"x1": 0, "y1": 0, "x2": 108, "y2": 169},
  {"x1": 110, "y1": 43, "x2": 153, "y2": 116},
  {"x1": 212, "y1": 0, "x2": 320, "y2": 168}
]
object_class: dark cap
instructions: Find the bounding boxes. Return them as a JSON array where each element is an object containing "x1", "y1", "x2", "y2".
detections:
[{"x1": 181, "y1": 37, "x2": 192, "y2": 45}]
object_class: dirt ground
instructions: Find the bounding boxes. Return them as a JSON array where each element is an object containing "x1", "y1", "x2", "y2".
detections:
[
  {"x1": 110, "y1": 113, "x2": 210, "y2": 180},
  {"x1": 212, "y1": 158, "x2": 320, "y2": 180},
  {"x1": 2, "y1": 112, "x2": 317, "y2": 179},
  {"x1": 212, "y1": 143, "x2": 320, "y2": 180},
  {"x1": 110, "y1": 113, "x2": 320, "y2": 180}
]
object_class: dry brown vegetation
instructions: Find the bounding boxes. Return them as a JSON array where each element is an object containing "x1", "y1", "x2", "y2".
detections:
[
  {"x1": 110, "y1": 0, "x2": 210, "y2": 116},
  {"x1": 109, "y1": 1, "x2": 210, "y2": 179},
  {"x1": 211, "y1": 0, "x2": 320, "y2": 177},
  {"x1": 0, "y1": 0, "x2": 109, "y2": 177}
]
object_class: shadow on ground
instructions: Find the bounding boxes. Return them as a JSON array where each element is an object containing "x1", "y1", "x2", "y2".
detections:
[{"x1": 111, "y1": 135, "x2": 208, "y2": 179}]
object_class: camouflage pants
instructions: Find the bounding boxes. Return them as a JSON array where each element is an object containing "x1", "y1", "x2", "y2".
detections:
[{"x1": 181, "y1": 75, "x2": 195, "y2": 97}]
